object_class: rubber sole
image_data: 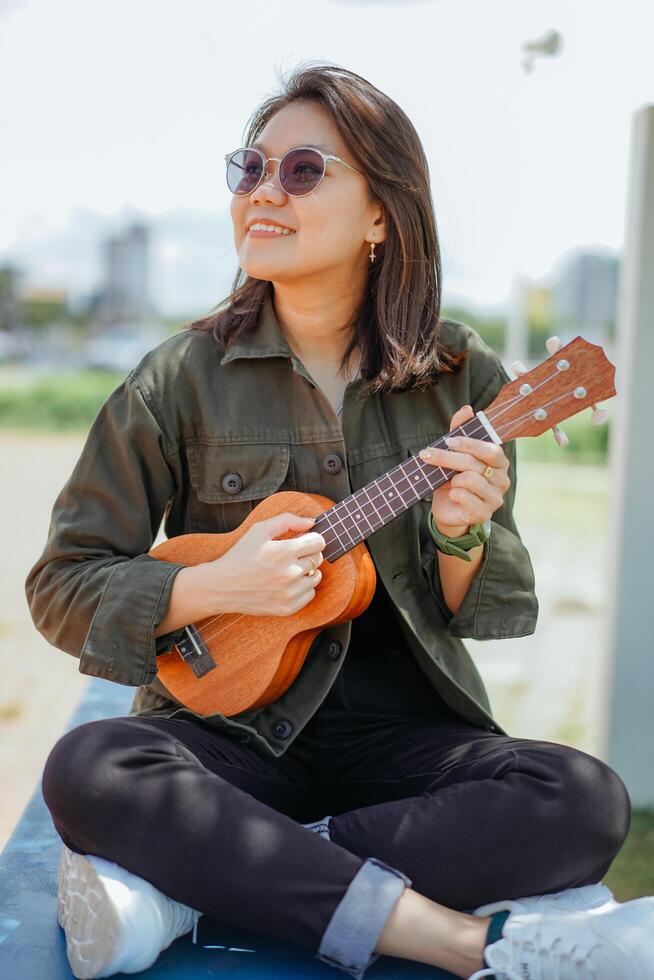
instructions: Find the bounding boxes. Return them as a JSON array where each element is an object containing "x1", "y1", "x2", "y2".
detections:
[{"x1": 57, "y1": 844, "x2": 124, "y2": 979}]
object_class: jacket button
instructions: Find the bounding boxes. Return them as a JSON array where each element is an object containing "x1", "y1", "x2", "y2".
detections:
[
  {"x1": 272, "y1": 719, "x2": 293, "y2": 739},
  {"x1": 323, "y1": 453, "x2": 343, "y2": 474},
  {"x1": 221, "y1": 472, "x2": 243, "y2": 494},
  {"x1": 326, "y1": 640, "x2": 342, "y2": 660}
]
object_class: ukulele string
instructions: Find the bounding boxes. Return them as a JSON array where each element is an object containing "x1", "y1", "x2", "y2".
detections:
[
  {"x1": 187, "y1": 380, "x2": 576, "y2": 648},
  {"x1": 322, "y1": 369, "x2": 567, "y2": 537},
  {"x1": 446, "y1": 364, "x2": 566, "y2": 436},
  {"x1": 310, "y1": 380, "x2": 569, "y2": 589},
  {"x1": 488, "y1": 388, "x2": 576, "y2": 442}
]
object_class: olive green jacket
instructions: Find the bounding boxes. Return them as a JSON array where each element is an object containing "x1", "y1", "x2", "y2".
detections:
[{"x1": 25, "y1": 296, "x2": 538, "y2": 757}]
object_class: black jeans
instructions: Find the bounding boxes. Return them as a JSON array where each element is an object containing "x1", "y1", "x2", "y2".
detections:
[{"x1": 42, "y1": 643, "x2": 631, "y2": 979}]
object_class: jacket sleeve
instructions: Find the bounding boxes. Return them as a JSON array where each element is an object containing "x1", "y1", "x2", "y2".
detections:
[
  {"x1": 24, "y1": 374, "x2": 186, "y2": 686},
  {"x1": 426, "y1": 363, "x2": 539, "y2": 640}
]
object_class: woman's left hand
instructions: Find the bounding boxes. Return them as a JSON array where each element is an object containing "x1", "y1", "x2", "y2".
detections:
[{"x1": 419, "y1": 404, "x2": 511, "y2": 536}]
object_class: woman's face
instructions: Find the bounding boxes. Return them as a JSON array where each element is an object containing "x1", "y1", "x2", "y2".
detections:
[{"x1": 230, "y1": 101, "x2": 384, "y2": 287}]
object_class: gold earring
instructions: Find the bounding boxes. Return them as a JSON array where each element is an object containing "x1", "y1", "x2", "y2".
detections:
[{"x1": 369, "y1": 240, "x2": 376, "y2": 264}]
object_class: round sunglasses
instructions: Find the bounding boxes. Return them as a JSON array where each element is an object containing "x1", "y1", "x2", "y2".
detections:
[{"x1": 224, "y1": 145, "x2": 364, "y2": 197}]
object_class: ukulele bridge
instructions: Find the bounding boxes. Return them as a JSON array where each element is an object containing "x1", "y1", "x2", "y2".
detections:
[{"x1": 174, "y1": 625, "x2": 217, "y2": 678}]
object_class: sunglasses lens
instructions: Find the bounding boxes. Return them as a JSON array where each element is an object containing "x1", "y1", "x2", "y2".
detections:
[
  {"x1": 279, "y1": 148, "x2": 324, "y2": 196},
  {"x1": 226, "y1": 149, "x2": 264, "y2": 195}
]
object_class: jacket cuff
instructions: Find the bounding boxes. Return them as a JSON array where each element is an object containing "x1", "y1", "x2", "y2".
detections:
[
  {"x1": 424, "y1": 522, "x2": 539, "y2": 640},
  {"x1": 78, "y1": 555, "x2": 185, "y2": 686}
]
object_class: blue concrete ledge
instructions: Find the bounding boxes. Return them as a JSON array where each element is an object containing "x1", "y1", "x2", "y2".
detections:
[{"x1": 0, "y1": 677, "x2": 458, "y2": 978}]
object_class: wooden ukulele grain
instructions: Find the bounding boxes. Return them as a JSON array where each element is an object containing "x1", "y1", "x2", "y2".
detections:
[{"x1": 150, "y1": 490, "x2": 376, "y2": 717}]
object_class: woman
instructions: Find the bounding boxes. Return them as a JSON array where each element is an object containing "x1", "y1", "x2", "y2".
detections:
[{"x1": 26, "y1": 63, "x2": 653, "y2": 980}]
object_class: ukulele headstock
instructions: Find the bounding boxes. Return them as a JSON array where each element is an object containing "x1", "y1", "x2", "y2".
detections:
[{"x1": 484, "y1": 337, "x2": 616, "y2": 442}]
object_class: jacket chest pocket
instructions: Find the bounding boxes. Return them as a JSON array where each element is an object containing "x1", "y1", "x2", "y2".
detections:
[{"x1": 186, "y1": 442, "x2": 296, "y2": 533}]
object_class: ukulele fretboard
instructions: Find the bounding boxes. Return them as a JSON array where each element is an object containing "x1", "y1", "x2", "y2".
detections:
[
  {"x1": 314, "y1": 416, "x2": 499, "y2": 562},
  {"x1": 176, "y1": 624, "x2": 217, "y2": 677}
]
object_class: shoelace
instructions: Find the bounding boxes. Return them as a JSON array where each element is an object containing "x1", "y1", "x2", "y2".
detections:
[
  {"x1": 164, "y1": 892, "x2": 201, "y2": 944},
  {"x1": 467, "y1": 927, "x2": 600, "y2": 980}
]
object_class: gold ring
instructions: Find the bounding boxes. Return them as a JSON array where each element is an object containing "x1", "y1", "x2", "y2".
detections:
[
  {"x1": 483, "y1": 465, "x2": 494, "y2": 479},
  {"x1": 306, "y1": 556, "x2": 317, "y2": 576}
]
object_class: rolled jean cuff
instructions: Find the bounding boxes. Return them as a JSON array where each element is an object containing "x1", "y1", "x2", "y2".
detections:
[{"x1": 315, "y1": 856, "x2": 412, "y2": 979}]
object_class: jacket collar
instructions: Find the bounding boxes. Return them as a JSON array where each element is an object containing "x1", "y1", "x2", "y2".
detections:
[
  {"x1": 217, "y1": 293, "x2": 365, "y2": 397},
  {"x1": 219, "y1": 293, "x2": 296, "y2": 366}
]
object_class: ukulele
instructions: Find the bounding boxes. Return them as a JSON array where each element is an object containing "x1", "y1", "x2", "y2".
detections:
[{"x1": 149, "y1": 336, "x2": 616, "y2": 717}]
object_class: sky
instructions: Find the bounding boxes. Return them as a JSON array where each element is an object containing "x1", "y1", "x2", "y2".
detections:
[{"x1": 0, "y1": 0, "x2": 652, "y2": 317}]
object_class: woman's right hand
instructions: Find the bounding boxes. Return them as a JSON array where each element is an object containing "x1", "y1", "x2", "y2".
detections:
[{"x1": 203, "y1": 512, "x2": 326, "y2": 616}]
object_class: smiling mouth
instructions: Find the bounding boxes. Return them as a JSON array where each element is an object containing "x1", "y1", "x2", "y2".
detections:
[{"x1": 247, "y1": 227, "x2": 297, "y2": 237}]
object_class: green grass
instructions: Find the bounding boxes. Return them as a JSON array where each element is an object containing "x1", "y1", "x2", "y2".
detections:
[
  {"x1": 513, "y1": 409, "x2": 609, "y2": 466},
  {"x1": 605, "y1": 808, "x2": 654, "y2": 900},
  {"x1": 0, "y1": 368, "x2": 124, "y2": 431},
  {"x1": 512, "y1": 459, "x2": 608, "y2": 536}
]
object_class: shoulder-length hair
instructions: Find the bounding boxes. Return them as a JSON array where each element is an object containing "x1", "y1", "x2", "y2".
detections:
[{"x1": 188, "y1": 61, "x2": 467, "y2": 394}]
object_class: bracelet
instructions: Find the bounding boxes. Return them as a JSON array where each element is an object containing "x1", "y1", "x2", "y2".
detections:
[{"x1": 427, "y1": 510, "x2": 481, "y2": 562}]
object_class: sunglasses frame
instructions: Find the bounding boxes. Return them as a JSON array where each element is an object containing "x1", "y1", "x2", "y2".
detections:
[{"x1": 224, "y1": 145, "x2": 364, "y2": 197}]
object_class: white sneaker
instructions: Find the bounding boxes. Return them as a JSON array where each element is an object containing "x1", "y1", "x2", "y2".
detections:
[
  {"x1": 472, "y1": 881, "x2": 618, "y2": 919},
  {"x1": 301, "y1": 815, "x2": 333, "y2": 840},
  {"x1": 468, "y1": 895, "x2": 654, "y2": 979},
  {"x1": 57, "y1": 843, "x2": 202, "y2": 978}
]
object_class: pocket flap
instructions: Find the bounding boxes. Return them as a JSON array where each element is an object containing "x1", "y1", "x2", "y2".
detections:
[{"x1": 187, "y1": 443, "x2": 292, "y2": 504}]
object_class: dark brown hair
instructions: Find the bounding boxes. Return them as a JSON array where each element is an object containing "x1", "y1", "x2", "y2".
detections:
[{"x1": 188, "y1": 61, "x2": 467, "y2": 394}]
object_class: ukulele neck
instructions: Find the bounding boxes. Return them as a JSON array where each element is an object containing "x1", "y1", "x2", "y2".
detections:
[{"x1": 314, "y1": 412, "x2": 501, "y2": 563}]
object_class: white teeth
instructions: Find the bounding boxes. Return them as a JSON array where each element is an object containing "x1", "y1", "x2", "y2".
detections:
[{"x1": 249, "y1": 223, "x2": 295, "y2": 235}]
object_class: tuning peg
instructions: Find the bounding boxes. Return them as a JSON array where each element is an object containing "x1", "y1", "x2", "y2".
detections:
[
  {"x1": 591, "y1": 403, "x2": 608, "y2": 425},
  {"x1": 552, "y1": 425, "x2": 569, "y2": 446},
  {"x1": 509, "y1": 360, "x2": 528, "y2": 376},
  {"x1": 546, "y1": 336, "x2": 562, "y2": 354}
]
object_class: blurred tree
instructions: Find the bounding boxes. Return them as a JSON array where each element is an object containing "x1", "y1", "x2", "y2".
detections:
[
  {"x1": 21, "y1": 289, "x2": 69, "y2": 330},
  {"x1": 440, "y1": 305, "x2": 505, "y2": 353},
  {"x1": 0, "y1": 263, "x2": 23, "y2": 331}
]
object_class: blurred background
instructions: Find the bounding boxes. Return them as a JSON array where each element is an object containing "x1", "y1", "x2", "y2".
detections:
[{"x1": 1, "y1": 0, "x2": 652, "y2": 899}]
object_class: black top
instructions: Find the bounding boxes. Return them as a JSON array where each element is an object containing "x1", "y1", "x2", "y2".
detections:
[
  {"x1": 341, "y1": 574, "x2": 461, "y2": 719},
  {"x1": 347, "y1": 574, "x2": 409, "y2": 656}
]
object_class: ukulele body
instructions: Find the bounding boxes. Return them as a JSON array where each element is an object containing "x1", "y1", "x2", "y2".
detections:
[{"x1": 149, "y1": 490, "x2": 376, "y2": 717}]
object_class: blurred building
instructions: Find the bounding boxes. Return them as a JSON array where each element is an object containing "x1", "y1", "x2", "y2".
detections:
[
  {"x1": 96, "y1": 222, "x2": 156, "y2": 326},
  {"x1": 553, "y1": 249, "x2": 620, "y2": 341},
  {"x1": 525, "y1": 284, "x2": 554, "y2": 326}
]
